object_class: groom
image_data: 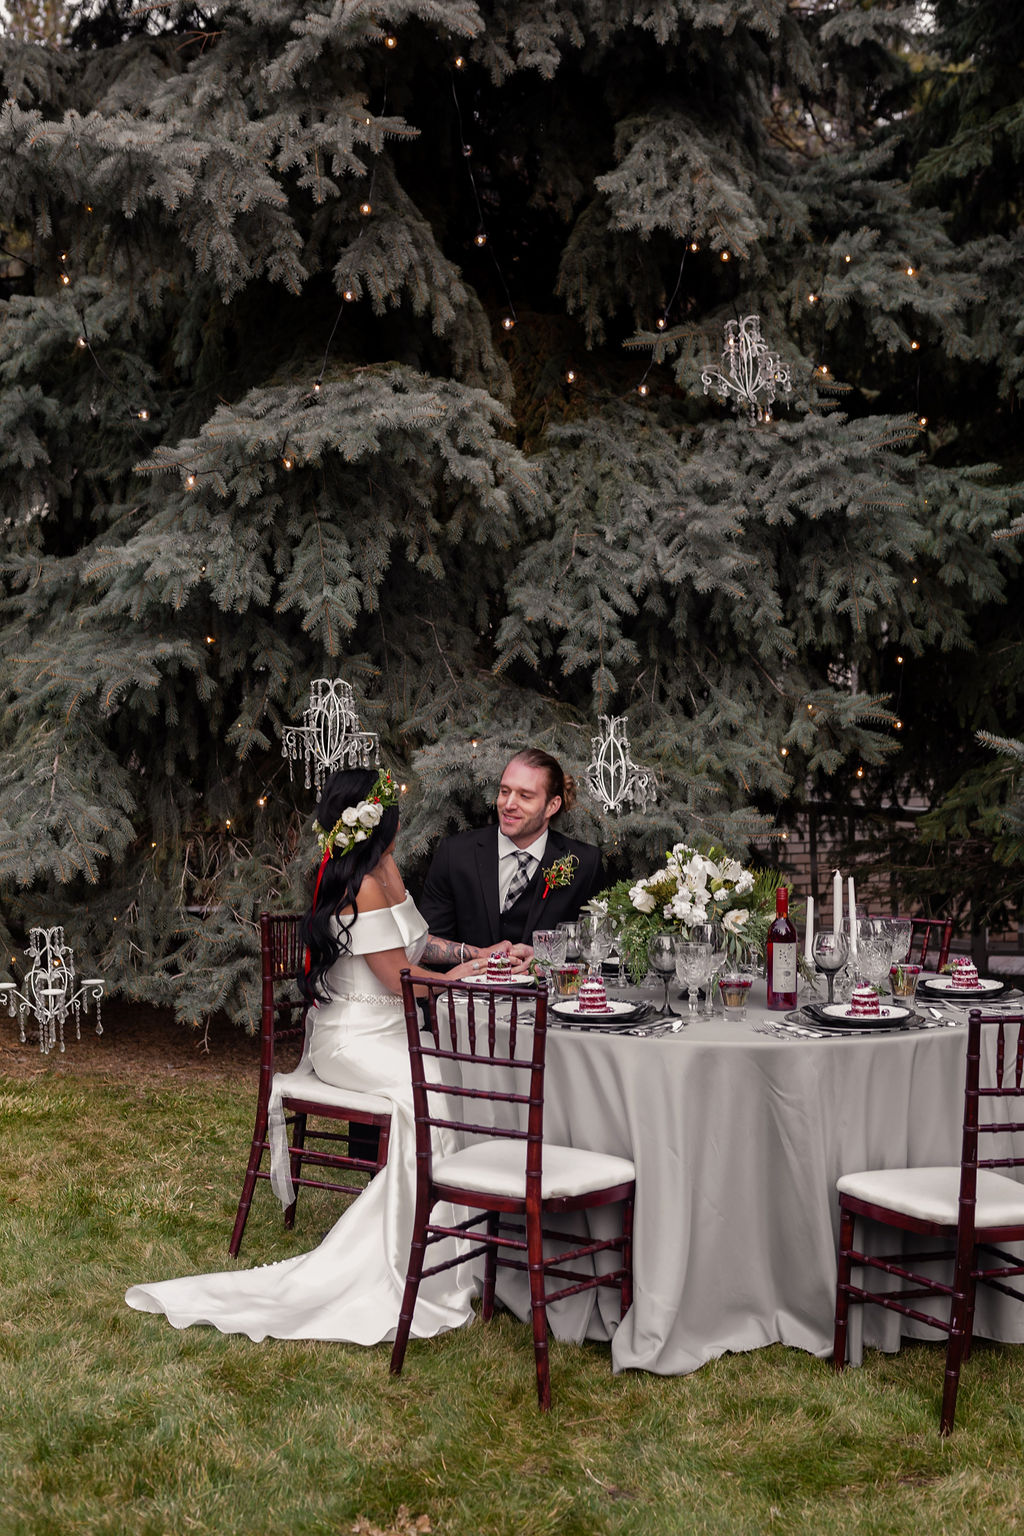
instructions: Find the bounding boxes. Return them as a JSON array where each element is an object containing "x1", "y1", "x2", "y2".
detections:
[{"x1": 418, "y1": 748, "x2": 603, "y2": 951}]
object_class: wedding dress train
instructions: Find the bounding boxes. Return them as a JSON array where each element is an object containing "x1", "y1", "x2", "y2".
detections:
[{"x1": 125, "y1": 897, "x2": 477, "y2": 1343}]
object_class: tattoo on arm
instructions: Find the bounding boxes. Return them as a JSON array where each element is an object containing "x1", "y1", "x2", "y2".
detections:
[{"x1": 421, "y1": 936, "x2": 472, "y2": 966}]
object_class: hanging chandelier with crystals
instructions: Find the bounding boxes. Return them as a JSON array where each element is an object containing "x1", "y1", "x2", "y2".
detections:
[
  {"x1": 0, "y1": 927, "x2": 104, "y2": 1055},
  {"x1": 585, "y1": 715, "x2": 657, "y2": 816},
  {"x1": 281, "y1": 677, "x2": 380, "y2": 791},
  {"x1": 701, "y1": 314, "x2": 792, "y2": 423}
]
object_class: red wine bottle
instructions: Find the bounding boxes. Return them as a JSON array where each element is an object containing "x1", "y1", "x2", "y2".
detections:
[{"x1": 766, "y1": 886, "x2": 798, "y2": 1010}]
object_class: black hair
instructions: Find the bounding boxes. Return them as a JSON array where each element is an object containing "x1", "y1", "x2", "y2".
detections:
[{"x1": 297, "y1": 767, "x2": 401, "y2": 1005}]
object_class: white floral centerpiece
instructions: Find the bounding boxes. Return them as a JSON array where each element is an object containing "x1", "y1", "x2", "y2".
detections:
[{"x1": 585, "y1": 842, "x2": 782, "y2": 983}]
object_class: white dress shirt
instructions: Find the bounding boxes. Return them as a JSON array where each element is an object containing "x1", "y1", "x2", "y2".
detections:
[{"x1": 496, "y1": 829, "x2": 549, "y2": 911}]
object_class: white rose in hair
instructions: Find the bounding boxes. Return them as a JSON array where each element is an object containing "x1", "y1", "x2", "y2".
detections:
[
  {"x1": 358, "y1": 802, "x2": 383, "y2": 829},
  {"x1": 341, "y1": 806, "x2": 361, "y2": 826},
  {"x1": 354, "y1": 828, "x2": 368, "y2": 842}
]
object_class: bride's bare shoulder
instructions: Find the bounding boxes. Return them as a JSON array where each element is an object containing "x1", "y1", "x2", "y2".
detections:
[{"x1": 356, "y1": 871, "x2": 390, "y2": 911}]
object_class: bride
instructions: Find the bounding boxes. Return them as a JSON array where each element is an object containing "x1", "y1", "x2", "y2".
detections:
[{"x1": 126, "y1": 765, "x2": 521, "y2": 1344}]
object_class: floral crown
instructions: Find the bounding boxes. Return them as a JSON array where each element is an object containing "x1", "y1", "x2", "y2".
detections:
[{"x1": 312, "y1": 768, "x2": 400, "y2": 860}]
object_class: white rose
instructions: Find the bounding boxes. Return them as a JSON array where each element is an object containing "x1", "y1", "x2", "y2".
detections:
[
  {"x1": 353, "y1": 828, "x2": 368, "y2": 842},
  {"x1": 629, "y1": 882, "x2": 656, "y2": 913},
  {"x1": 734, "y1": 871, "x2": 755, "y2": 895},
  {"x1": 669, "y1": 892, "x2": 694, "y2": 921},
  {"x1": 723, "y1": 908, "x2": 750, "y2": 934},
  {"x1": 341, "y1": 806, "x2": 361, "y2": 826},
  {"x1": 357, "y1": 802, "x2": 383, "y2": 828}
]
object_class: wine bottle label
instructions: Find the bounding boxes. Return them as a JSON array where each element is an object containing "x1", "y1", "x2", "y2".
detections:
[{"x1": 770, "y1": 943, "x2": 798, "y2": 993}]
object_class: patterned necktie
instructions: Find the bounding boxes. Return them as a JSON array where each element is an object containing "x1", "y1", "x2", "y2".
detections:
[{"x1": 502, "y1": 850, "x2": 534, "y2": 912}]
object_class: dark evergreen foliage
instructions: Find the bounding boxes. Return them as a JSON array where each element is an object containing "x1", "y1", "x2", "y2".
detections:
[{"x1": 1, "y1": 0, "x2": 1021, "y2": 1022}]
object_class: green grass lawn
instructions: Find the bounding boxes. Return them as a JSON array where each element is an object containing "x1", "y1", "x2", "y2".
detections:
[{"x1": 3, "y1": 1070, "x2": 1024, "y2": 1536}]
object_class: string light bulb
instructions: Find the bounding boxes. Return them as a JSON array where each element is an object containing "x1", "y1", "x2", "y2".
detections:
[
  {"x1": 896, "y1": 655, "x2": 904, "y2": 664},
  {"x1": 637, "y1": 382, "x2": 649, "y2": 396},
  {"x1": 342, "y1": 289, "x2": 356, "y2": 301},
  {"x1": 689, "y1": 241, "x2": 699, "y2": 252},
  {"x1": 257, "y1": 796, "x2": 267, "y2": 807},
  {"x1": 906, "y1": 265, "x2": 916, "y2": 276},
  {"x1": 656, "y1": 317, "x2": 666, "y2": 331},
  {"x1": 282, "y1": 455, "x2": 294, "y2": 470},
  {"x1": 138, "y1": 409, "x2": 149, "y2": 421},
  {"x1": 780, "y1": 747, "x2": 789, "y2": 757},
  {"x1": 205, "y1": 635, "x2": 215, "y2": 644},
  {"x1": 566, "y1": 369, "x2": 577, "y2": 383},
  {"x1": 225, "y1": 820, "x2": 232, "y2": 829},
  {"x1": 474, "y1": 232, "x2": 487, "y2": 247},
  {"x1": 844, "y1": 254, "x2": 852, "y2": 263},
  {"x1": 60, "y1": 273, "x2": 70, "y2": 286},
  {"x1": 359, "y1": 201, "x2": 372, "y2": 216},
  {"x1": 910, "y1": 340, "x2": 920, "y2": 351},
  {"x1": 918, "y1": 416, "x2": 928, "y2": 427},
  {"x1": 720, "y1": 251, "x2": 731, "y2": 262},
  {"x1": 808, "y1": 292, "x2": 818, "y2": 304},
  {"x1": 501, "y1": 316, "x2": 515, "y2": 331},
  {"x1": 76, "y1": 336, "x2": 87, "y2": 349},
  {"x1": 894, "y1": 720, "x2": 903, "y2": 730},
  {"x1": 186, "y1": 474, "x2": 196, "y2": 488},
  {"x1": 856, "y1": 766, "x2": 865, "y2": 779},
  {"x1": 454, "y1": 54, "x2": 465, "y2": 68},
  {"x1": 312, "y1": 381, "x2": 321, "y2": 393},
  {"x1": 384, "y1": 34, "x2": 397, "y2": 48}
]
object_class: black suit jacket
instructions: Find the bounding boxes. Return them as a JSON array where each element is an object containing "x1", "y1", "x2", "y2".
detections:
[{"x1": 417, "y1": 825, "x2": 604, "y2": 947}]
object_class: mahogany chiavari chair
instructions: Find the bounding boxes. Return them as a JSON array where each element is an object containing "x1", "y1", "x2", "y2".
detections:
[
  {"x1": 391, "y1": 970, "x2": 636, "y2": 1410},
  {"x1": 833, "y1": 1008, "x2": 1024, "y2": 1433},
  {"x1": 228, "y1": 912, "x2": 392, "y2": 1256}
]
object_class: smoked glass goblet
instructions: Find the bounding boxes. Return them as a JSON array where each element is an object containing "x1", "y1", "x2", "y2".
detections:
[
  {"x1": 648, "y1": 933, "x2": 682, "y2": 1018},
  {"x1": 811, "y1": 930, "x2": 850, "y2": 1006}
]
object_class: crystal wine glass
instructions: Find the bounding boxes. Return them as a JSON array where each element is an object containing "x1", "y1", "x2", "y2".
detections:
[
  {"x1": 856, "y1": 935, "x2": 893, "y2": 993},
  {"x1": 888, "y1": 919, "x2": 913, "y2": 968},
  {"x1": 690, "y1": 921, "x2": 726, "y2": 1015},
  {"x1": 648, "y1": 933, "x2": 682, "y2": 1018},
  {"x1": 675, "y1": 942, "x2": 715, "y2": 1016},
  {"x1": 532, "y1": 928, "x2": 568, "y2": 988},
  {"x1": 577, "y1": 914, "x2": 614, "y2": 977},
  {"x1": 811, "y1": 930, "x2": 850, "y2": 1006}
]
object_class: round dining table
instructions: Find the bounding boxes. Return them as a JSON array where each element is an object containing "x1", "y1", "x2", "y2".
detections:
[{"x1": 485, "y1": 983, "x2": 1024, "y2": 1375}]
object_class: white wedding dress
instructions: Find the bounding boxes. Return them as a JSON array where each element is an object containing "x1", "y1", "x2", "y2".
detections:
[{"x1": 125, "y1": 896, "x2": 477, "y2": 1343}]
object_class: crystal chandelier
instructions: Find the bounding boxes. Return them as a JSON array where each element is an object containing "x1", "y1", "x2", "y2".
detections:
[
  {"x1": 281, "y1": 678, "x2": 380, "y2": 791},
  {"x1": 585, "y1": 715, "x2": 657, "y2": 815},
  {"x1": 0, "y1": 927, "x2": 104, "y2": 1055},
  {"x1": 701, "y1": 314, "x2": 792, "y2": 423}
]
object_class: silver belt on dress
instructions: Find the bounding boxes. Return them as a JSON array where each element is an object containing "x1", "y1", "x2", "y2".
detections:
[{"x1": 331, "y1": 992, "x2": 398, "y2": 1007}]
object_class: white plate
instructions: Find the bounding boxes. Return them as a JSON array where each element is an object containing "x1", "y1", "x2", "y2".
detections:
[
  {"x1": 467, "y1": 973, "x2": 537, "y2": 987},
  {"x1": 920, "y1": 975, "x2": 1003, "y2": 995},
  {"x1": 552, "y1": 998, "x2": 639, "y2": 1021},
  {"x1": 822, "y1": 1002, "x2": 912, "y2": 1024}
]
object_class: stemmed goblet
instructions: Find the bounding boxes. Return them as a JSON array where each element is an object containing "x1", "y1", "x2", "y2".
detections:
[
  {"x1": 532, "y1": 928, "x2": 568, "y2": 989},
  {"x1": 648, "y1": 933, "x2": 682, "y2": 1019},
  {"x1": 675, "y1": 942, "x2": 715, "y2": 1017},
  {"x1": 811, "y1": 930, "x2": 850, "y2": 1006},
  {"x1": 689, "y1": 922, "x2": 726, "y2": 1015},
  {"x1": 577, "y1": 914, "x2": 614, "y2": 977}
]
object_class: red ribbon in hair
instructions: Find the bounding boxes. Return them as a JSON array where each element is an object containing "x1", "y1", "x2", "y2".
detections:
[{"x1": 304, "y1": 845, "x2": 334, "y2": 978}]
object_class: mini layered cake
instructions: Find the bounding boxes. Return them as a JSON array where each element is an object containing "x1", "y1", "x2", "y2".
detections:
[
  {"x1": 485, "y1": 952, "x2": 514, "y2": 984},
  {"x1": 849, "y1": 984, "x2": 881, "y2": 1017},
  {"x1": 577, "y1": 977, "x2": 610, "y2": 1013},
  {"x1": 950, "y1": 957, "x2": 982, "y2": 989}
]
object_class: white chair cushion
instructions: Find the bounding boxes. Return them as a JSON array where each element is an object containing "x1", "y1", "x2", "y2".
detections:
[
  {"x1": 432, "y1": 1140, "x2": 635, "y2": 1201},
  {"x1": 274, "y1": 1060, "x2": 391, "y2": 1117},
  {"x1": 837, "y1": 1165, "x2": 1024, "y2": 1228}
]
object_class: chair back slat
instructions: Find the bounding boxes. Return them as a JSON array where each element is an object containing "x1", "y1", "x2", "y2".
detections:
[
  {"x1": 966, "y1": 1010, "x2": 1024, "y2": 1175},
  {"x1": 400, "y1": 970, "x2": 548, "y2": 1170}
]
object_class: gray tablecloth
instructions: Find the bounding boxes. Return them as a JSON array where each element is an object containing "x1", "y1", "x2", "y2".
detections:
[{"x1": 481, "y1": 989, "x2": 1024, "y2": 1375}]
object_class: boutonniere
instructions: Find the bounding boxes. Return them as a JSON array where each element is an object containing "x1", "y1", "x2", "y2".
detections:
[{"x1": 541, "y1": 852, "x2": 579, "y2": 899}]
